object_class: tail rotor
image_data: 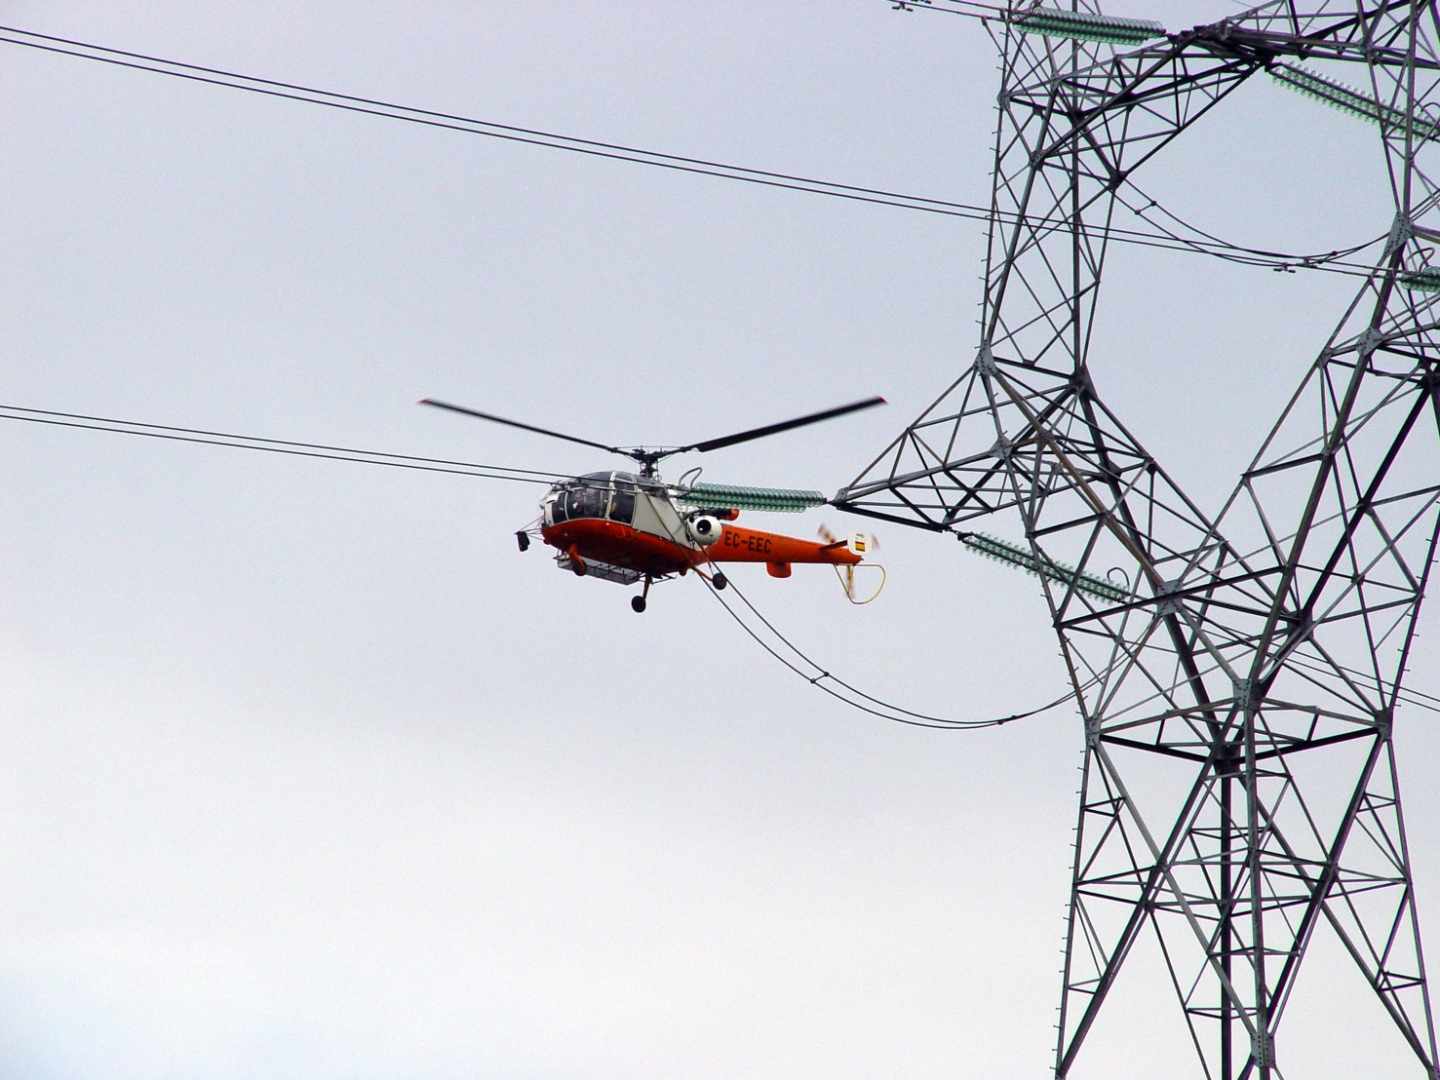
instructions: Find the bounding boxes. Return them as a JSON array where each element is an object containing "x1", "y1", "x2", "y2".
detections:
[{"x1": 818, "y1": 524, "x2": 886, "y2": 604}]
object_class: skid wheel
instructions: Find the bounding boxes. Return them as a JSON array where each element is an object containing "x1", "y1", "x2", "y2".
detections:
[
  {"x1": 630, "y1": 595, "x2": 647, "y2": 614},
  {"x1": 712, "y1": 572, "x2": 728, "y2": 591},
  {"x1": 516, "y1": 531, "x2": 531, "y2": 553}
]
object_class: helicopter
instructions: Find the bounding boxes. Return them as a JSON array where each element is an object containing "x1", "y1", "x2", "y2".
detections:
[{"x1": 420, "y1": 395, "x2": 885, "y2": 612}]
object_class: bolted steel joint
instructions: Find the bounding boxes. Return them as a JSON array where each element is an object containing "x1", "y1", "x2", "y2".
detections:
[
  {"x1": 1374, "y1": 707, "x2": 1395, "y2": 739},
  {"x1": 1252, "y1": 1031, "x2": 1276, "y2": 1068},
  {"x1": 1232, "y1": 677, "x2": 1256, "y2": 712}
]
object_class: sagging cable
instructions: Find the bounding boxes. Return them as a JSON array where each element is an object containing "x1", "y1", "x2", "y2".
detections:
[{"x1": 699, "y1": 566, "x2": 1086, "y2": 731}]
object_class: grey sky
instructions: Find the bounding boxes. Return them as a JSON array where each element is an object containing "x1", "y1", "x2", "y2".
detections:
[{"x1": 3, "y1": 2, "x2": 1437, "y2": 1077}]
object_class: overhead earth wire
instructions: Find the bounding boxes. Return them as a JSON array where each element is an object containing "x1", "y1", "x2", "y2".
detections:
[{"x1": 0, "y1": 24, "x2": 1391, "y2": 279}]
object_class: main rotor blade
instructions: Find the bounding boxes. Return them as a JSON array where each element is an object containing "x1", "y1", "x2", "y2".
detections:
[
  {"x1": 683, "y1": 396, "x2": 886, "y2": 454},
  {"x1": 419, "y1": 398, "x2": 620, "y2": 455}
]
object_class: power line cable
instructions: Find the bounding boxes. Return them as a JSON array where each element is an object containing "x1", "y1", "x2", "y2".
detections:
[
  {"x1": 0, "y1": 404, "x2": 823, "y2": 506},
  {"x1": 698, "y1": 560, "x2": 1090, "y2": 729},
  {"x1": 0, "y1": 406, "x2": 571, "y2": 485},
  {"x1": 1282, "y1": 652, "x2": 1440, "y2": 715},
  {"x1": 1119, "y1": 182, "x2": 1389, "y2": 273},
  {"x1": 0, "y1": 24, "x2": 1393, "y2": 279},
  {"x1": 0, "y1": 26, "x2": 969, "y2": 213},
  {"x1": 700, "y1": 574, "x2": 1009, "y2": 729},
  {"x1": 1104, "y1": 630, "x2": 1440, "y2": 716},
  {"x1": 888, "y1": 0, "x2": 1012, "y2": 17},
  {"x1": 0, "y1": 404, "x2": 572, "y2": 478}
]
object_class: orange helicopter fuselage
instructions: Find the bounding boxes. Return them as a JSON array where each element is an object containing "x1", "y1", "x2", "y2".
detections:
[{"x1": 540, "y1": 518, "x2": 859, "y2": 579}]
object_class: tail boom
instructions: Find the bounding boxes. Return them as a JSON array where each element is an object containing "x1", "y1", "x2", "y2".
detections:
[{"x1": 703, "y1": 524, "x2": 861, "y2": 566}]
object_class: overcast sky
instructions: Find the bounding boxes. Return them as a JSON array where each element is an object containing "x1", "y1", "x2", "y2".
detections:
[{"x1": 3, "y1": 2, "x2": 1438, "y2": 1078}]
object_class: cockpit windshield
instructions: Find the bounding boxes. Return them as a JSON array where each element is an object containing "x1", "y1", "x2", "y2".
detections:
[
  {"x1": 547, "y1": 471, "x2": 641, "y2": 525},
  {"x1": 569, "y1": 473, "x2": 610, "y2": 519}
]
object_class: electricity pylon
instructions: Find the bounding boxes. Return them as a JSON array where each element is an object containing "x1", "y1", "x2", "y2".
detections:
[{"x1": 836, "y1": 3, "x2": 1440, "y2": 1077}]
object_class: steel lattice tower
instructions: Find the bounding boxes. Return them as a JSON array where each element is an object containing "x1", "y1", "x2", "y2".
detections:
[{"x1": 835, "y1": 2, "x2": 1440, "y2": 1076}]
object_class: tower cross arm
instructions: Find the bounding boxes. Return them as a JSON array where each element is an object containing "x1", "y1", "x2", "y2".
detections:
[{"x1": 1209, "y1": 0, "x2": 1440, "y2": 69}]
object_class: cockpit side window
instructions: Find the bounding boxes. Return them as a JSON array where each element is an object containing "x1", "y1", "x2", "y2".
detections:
[
  {"x1": 549, "y1": 492, "x2": 569, "y2": 523},
  {"x1": 610, "y1": 486, "x2": 635, "y2": 524}
]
